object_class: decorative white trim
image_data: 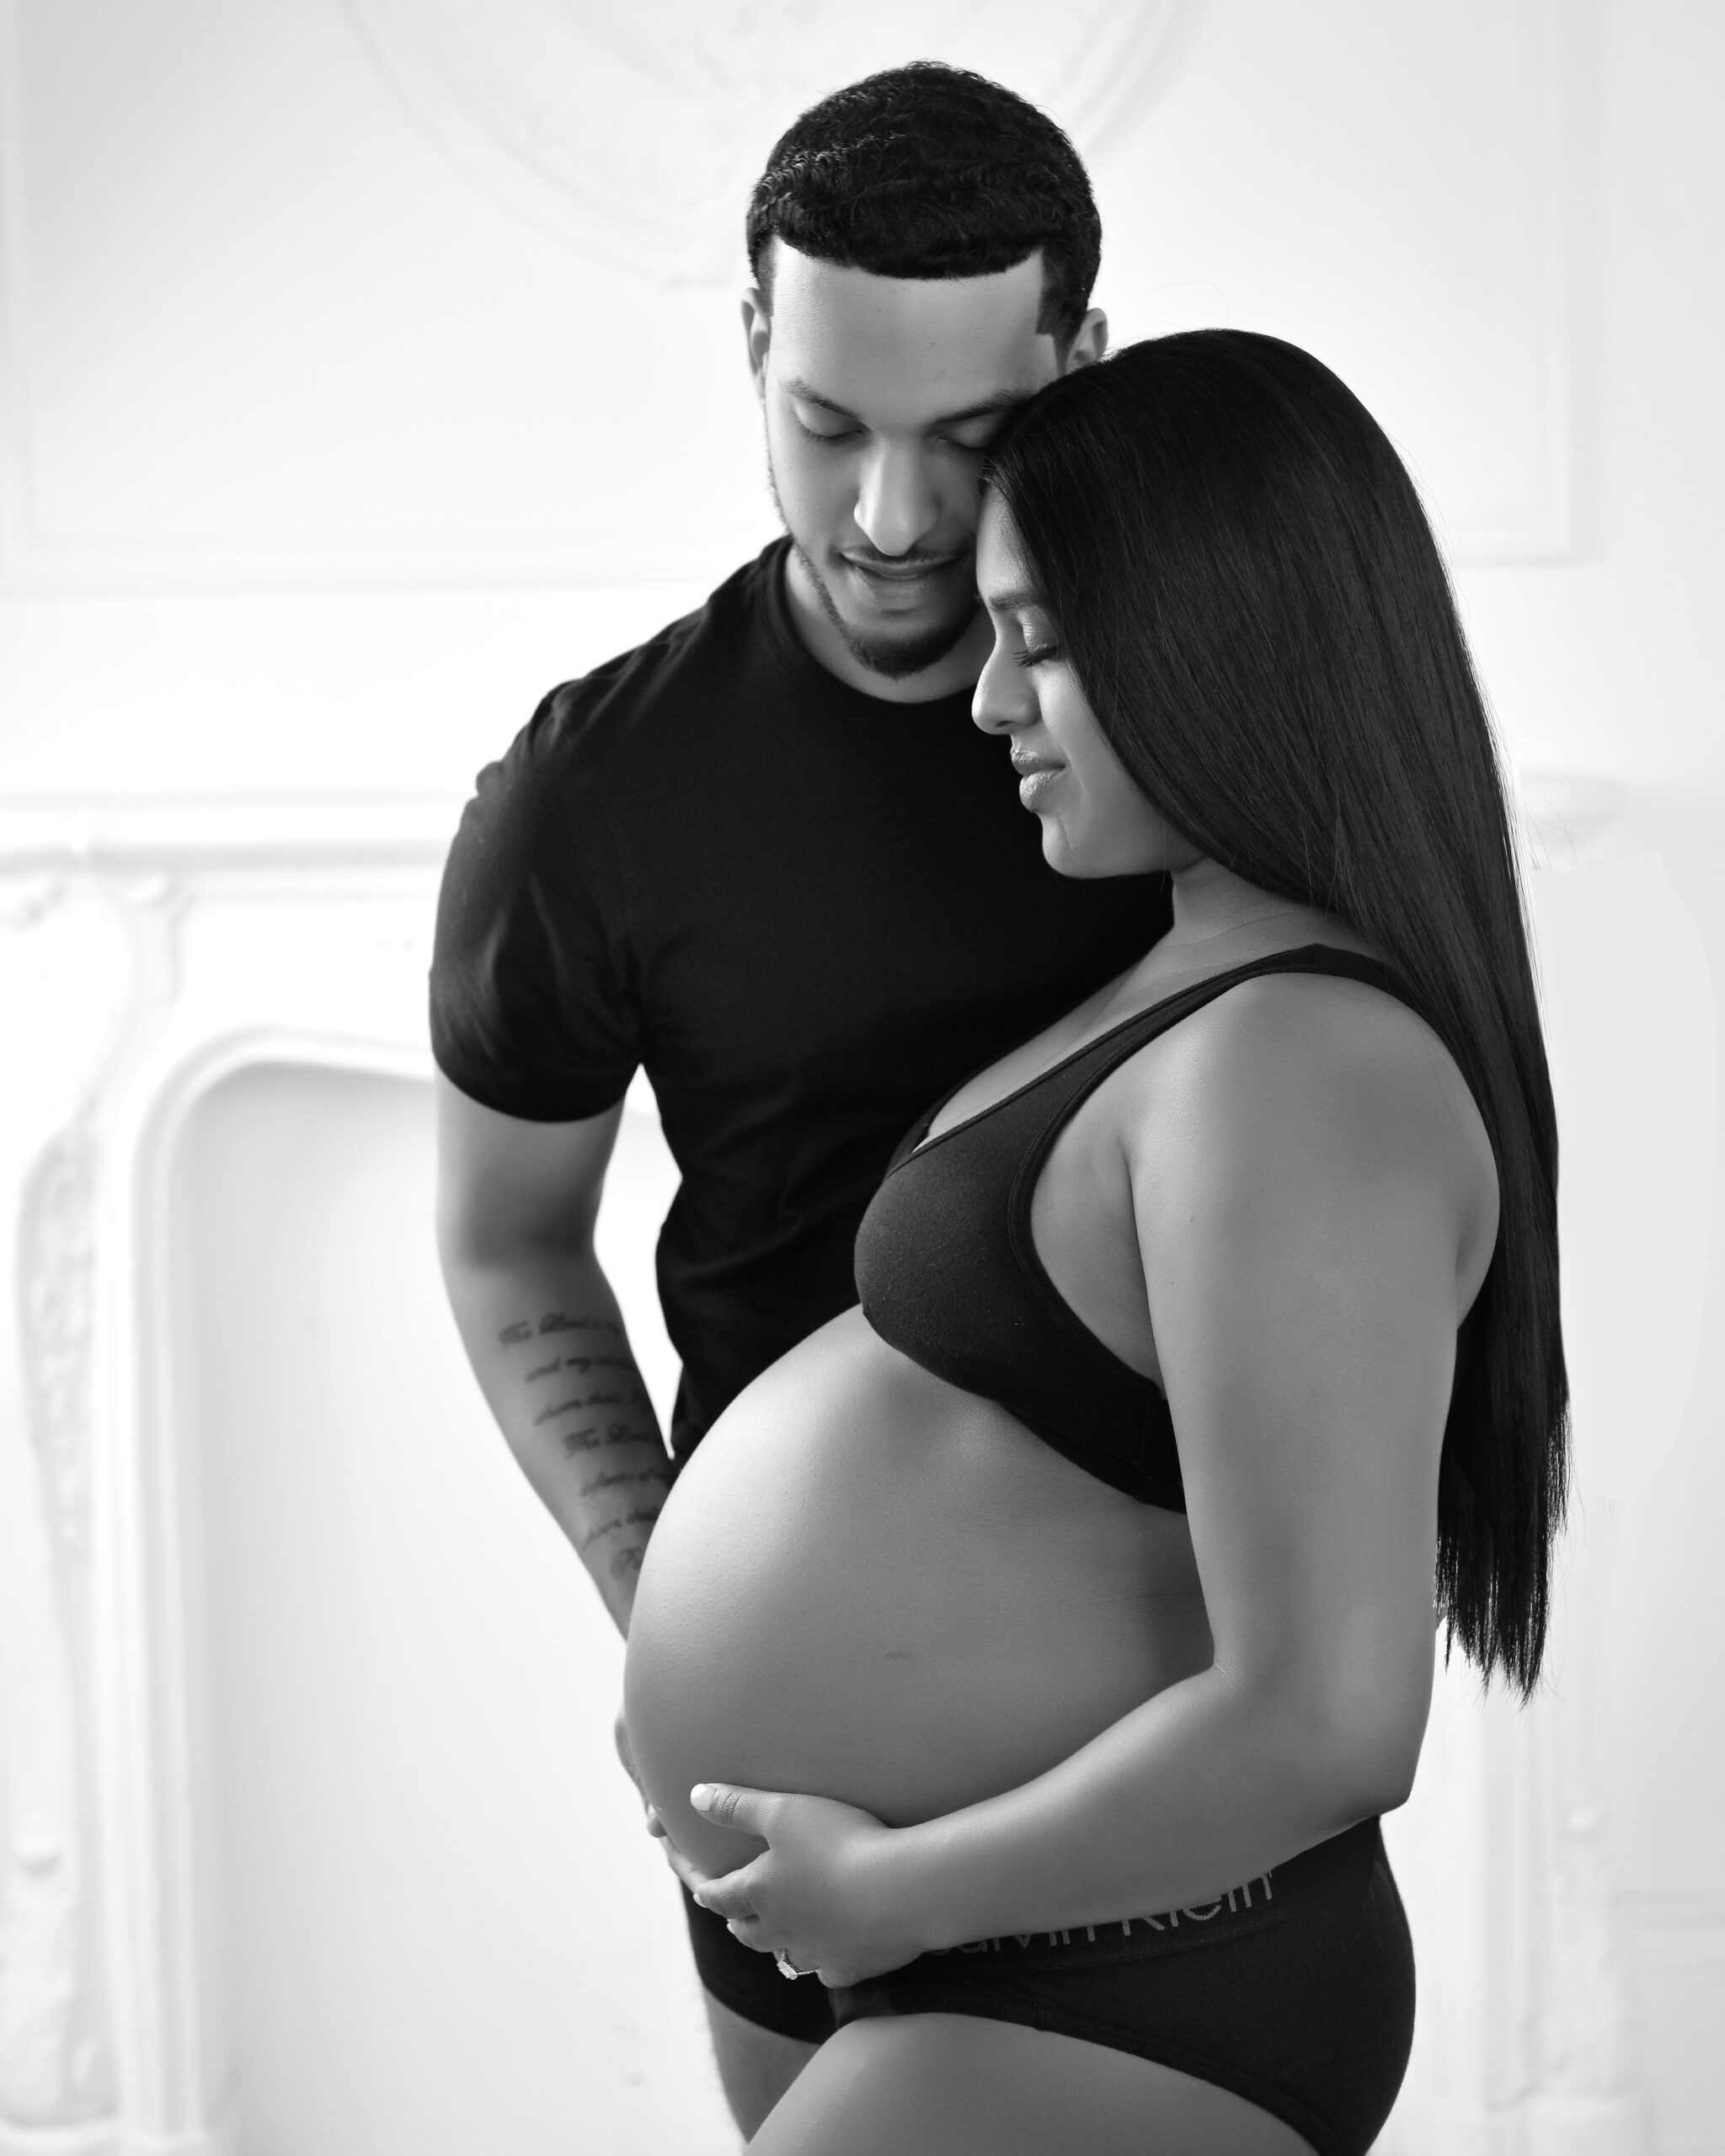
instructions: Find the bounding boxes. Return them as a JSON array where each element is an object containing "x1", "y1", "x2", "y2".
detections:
[
  {"x1": 0, "y1": 805, "x2": 446, "y2": 2147},
  {"x1": 0, "y1": 0, "x2": 1578, "y2": 591},
  {"x1": 1514, "y1": 766, "x2": 1626, "y2": 870},
  {"x1": 0, "y1": 798, "x2": 461, "y2": 877},
  {"x1": 1497, "y1": 0, "x2": 1582, "y2": 563},
  {"x1": 1619, "y1": 1890, "x2": 1725, "y2": 1935},
  {"x1": 0, "y1": 791, "x2": 1660, "y2": 2153},
  {"x1": 1519, "y1": 1502, "x2": 1658, "y2": 2154},
  {"x1": 341, "y1": 0, "x2": 1192, "y2": 285},
  {"x1": 0, "y1": 0, "x2": 41, "y2": 587}
]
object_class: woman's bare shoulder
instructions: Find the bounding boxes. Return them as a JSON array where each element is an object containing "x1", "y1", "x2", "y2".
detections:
[{"x1": 1112, "y1": 960, "x2": 1500, "y2": 1266}]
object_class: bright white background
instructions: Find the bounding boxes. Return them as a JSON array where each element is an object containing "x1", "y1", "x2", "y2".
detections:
[{"x1": 0, "y1": 2, "x2": 1720, "y2": 2150}]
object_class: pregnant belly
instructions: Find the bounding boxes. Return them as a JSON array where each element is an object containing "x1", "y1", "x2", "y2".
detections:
[{"x1": 622, "y1": 1307, "x2": 1213, "y2": 1883}]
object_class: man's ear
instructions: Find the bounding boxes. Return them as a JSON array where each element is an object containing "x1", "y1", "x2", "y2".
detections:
[
  {"x1": 741, "y1": 287, "x2": 772, "y2": 398},
  {"x1": 1064, "y1": 307, "x2": 1109, "y2": 372}
]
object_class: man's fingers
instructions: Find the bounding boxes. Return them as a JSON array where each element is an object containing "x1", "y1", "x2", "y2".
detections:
[
  {"x1": 614, "y1": 1704, "x2": 653, "y2": 1817},
  {"x1": 659, "y1": 1838, "x2": 706, "y2": 1893}
]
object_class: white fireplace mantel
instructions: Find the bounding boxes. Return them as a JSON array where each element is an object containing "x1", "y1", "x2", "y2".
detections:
[
  {"x1": 0, "y1": 799, "x2": 452, "y2": 2153},
  {"x1": 0, "y1": 792, "x2": 1663, "y2": 2154}
]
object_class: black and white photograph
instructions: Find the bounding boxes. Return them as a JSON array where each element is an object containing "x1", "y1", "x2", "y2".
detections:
[{"x1": 0, "y1": 3, "x2": 1719, "y2": 2151}]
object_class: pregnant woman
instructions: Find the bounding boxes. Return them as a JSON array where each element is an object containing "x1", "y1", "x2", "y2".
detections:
[{"x1": 622, "y1": 330, "x2": 1569, "y2": 2156}]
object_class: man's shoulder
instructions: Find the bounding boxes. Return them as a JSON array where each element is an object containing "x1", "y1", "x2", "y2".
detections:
[
  {"x1": 523, "y1": 541, "x2": 783, "y2": 776},
  {"x1": 446, "y1": 541, "x2": 782, "y2": 887}
]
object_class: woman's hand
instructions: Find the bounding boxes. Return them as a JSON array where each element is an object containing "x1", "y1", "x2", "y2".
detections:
[{"x1": 667, "y1": 1782, "x2": 926, "y2": 1988}]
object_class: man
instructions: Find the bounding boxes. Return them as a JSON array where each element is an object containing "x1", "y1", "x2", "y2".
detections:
[{"x1": 430, "y1": 61, "x2": 1168, "y2": 2137}]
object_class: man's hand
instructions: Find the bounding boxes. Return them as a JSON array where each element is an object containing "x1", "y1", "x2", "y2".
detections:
[{"x1": 614, "y1": 1700, "x2": 670, "y2": 1843}]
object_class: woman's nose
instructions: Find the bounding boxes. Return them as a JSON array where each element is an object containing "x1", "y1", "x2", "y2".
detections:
[{"x1": 971, "y1": 639, "x2": 1033, "y2": 737}]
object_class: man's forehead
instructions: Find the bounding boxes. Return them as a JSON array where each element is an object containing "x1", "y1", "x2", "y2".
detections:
[
  {"x1": 975, "y1": 508, "x2": 1016, "y2": 580},
  {"x1": 975, "y1": 502, "x2": 1040, "y2": 606},
  {"x1": 766, "y1": 243, "x2": 1055, "y2": 424}
]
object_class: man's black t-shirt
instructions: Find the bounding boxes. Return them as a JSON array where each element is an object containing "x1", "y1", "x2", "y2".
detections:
[{"x1": 431, "y1": 538, "x2": 1169, "y2": 1465}]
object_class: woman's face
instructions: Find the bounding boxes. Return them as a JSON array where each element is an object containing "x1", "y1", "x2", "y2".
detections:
[{"x1": 971, "y1": 497, "x2": 1202, "y2": 879}]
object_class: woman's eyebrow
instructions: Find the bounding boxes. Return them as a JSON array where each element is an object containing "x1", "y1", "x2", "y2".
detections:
[{"x1": 980, "y1": 585, "x2": 1046, "y2": 614}]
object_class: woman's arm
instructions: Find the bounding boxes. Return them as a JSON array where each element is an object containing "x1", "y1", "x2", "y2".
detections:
[{"x1": 877, "y1": 974, "x2": 1485, "y2": 1950}]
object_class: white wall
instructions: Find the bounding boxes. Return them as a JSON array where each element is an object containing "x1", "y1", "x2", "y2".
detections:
[
  {"x1": 2, "y1": 2, "x2": 1721, "y2": 2150},
  {"x1": 173, "y1": 1063, "x2": 707, "y2": 2154}
]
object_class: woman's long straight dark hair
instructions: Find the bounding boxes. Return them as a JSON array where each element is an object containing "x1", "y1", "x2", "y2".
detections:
[{"x1": 985, "y1": 330, "x2": 1569, "y2": 1700}]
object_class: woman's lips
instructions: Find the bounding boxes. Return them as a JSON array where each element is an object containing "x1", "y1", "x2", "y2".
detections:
[{"x1": 1015, "y1": 763, "x2": 1065, "y2": 808}]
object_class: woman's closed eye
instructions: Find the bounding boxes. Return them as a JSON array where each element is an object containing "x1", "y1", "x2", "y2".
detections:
[{"x1": 1016, "y1": 644, "x2": 1060, "y2": 670}]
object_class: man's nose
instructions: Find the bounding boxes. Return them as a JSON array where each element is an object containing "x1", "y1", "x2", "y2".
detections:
[{"x1": 853, "y1": 444, "x2": 941, "y2": 558}]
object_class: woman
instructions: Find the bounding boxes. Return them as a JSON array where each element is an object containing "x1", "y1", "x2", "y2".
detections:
[{"x1": 622, "y1": 329, "x2": 1569, "y2": 2156}]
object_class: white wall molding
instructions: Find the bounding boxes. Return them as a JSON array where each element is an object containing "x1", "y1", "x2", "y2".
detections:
[
  {"x1": 1619, "y1": 1890, "x2": 1725, "y2": 1934},
  {"x1": 1519, "y1": 1500, "x2": 1659, "y2": 2155},
  {"x1": 341, "y1": 0, "x2": 1191, "y2": 286},
  {"x1": 0, "y1": 0, "x2": 1576, "y2": 593},
  {"x1": 0, "y1": 792, "x2": 1665, "y2": 2152},
  {"x1": 0, "y1": 852, "x2": 153, "y2": 2147},
  {"x1": 0, "y1": 803, "x2": 447, "y2": 2150},
  {"x1": 1493, "y1": 0, "x2": 1583, "y2": 565}
]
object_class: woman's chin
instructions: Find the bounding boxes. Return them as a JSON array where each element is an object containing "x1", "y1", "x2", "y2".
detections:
[
  {"x1": 1037, "y1": 818, "x2": 1082, "y2": 874},
  {"x1": 1039, "y1": 819, "x2": 1176, "y2": 881},
  {"x1": 1038, "y1": 820, "x2": 1111, "y2": 878}
]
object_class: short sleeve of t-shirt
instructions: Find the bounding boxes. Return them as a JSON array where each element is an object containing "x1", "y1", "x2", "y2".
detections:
[{"x1": 430, "y1": 685, "x2": 641, "y2": 1121}]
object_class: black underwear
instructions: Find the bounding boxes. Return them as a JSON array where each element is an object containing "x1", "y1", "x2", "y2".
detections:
[{"x1": 683, "y1": 1814, "x2": 1413, "y2": 2156}]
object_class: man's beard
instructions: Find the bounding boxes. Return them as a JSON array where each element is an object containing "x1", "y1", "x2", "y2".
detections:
[{"x1": 768, "y1": 471, "x2": 979, "y2": 684}]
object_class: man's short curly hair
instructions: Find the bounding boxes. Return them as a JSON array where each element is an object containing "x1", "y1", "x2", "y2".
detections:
[{"x1": 746, "y1": 62, "x2": 1102, "y2": 353}]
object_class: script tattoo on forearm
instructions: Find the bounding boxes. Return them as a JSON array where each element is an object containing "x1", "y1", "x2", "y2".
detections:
[
  {"x1": 577, "y1": 1504, "x2": 664, "y2": 1554},
  {"x1": 557, "y1": 1421, "x2": 661, "y2": 1458},
  {"x1": 532, "y1": 1385, "x2": 651, "y2": 1427},
  {"x1": 489, "y1": 1310, "x2": 669, "y2": 1594},
  {"x1": 496, "y1": 1311, "x2": 623, "y2": 1348},
  {"x1": 521, "y1": 1352, "x2": 633, "y2": 1385},
  {"x1": 495, "y1": 1315, "x2": 652, "y2": 1433},
  {"x1": 579, "y1": 1466, "x2": 673, "y2": 1498}
]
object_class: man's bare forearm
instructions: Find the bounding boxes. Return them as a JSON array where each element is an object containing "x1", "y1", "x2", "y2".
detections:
[{"x1": 440, "y1": 1244, "x2": 672, "y2": 1635}]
